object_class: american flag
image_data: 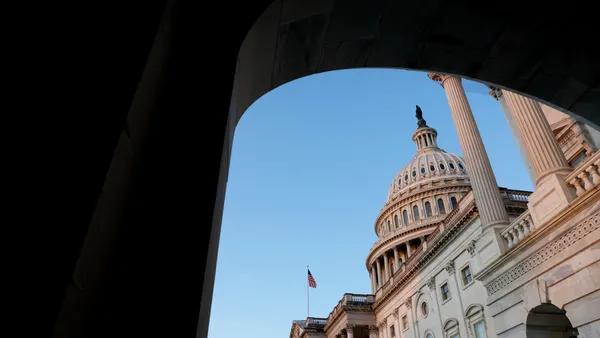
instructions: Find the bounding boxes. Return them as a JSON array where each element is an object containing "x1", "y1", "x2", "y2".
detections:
[{"x1": 308, "y1": 269, "x2": 317, "y2": 288}]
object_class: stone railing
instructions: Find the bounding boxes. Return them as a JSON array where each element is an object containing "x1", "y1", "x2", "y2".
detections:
[
  {"x1": 499, "y1": 188, "x2": 531, "y2": 202},
  {"x1": 305, "y1": 317, "x2": 327, "y2": 328},
  {"x1": 566, "y1": 151, "x2": 600, "y2": 197},
  {"x1": 326, "y1": 293, "x2": 375, "y2": 325},
  {"x1": 501, "y1": 210, "x2": 535, "y2": 248}
]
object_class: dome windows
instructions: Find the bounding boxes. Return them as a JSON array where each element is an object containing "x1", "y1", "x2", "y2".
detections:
[
  {"x1": 405, "y1": 174, "x2": 409, "y2": 181},
  {"x1": 450, "y1": 196, "x2": 458, "y2": 210},
  {"x1": 425, "y1": 201, "x2": 432, "y2": 217},
  {"x1": 413, "y1": 205, "x2": 420, "y2": 220},
  {"x1": 412, "y1": 170, "x2": 416, "y2": 177},
  {"x1": 438, "y1": 198, "x2": 446, "y2": 214},
  {"x1": 430, "y1": 163, "x2": 435, "y2": 171},
  {"x1": 439, "y1": 163, "x2": 446, "y2": 170},
  {"x1": 458, "y1": 162, "x2": 464, "y2": 170},
  {"x1": 420, "y1": 167, "x2": 426, "y2": 174},
  {"x1": 449, "y1": 162, "x2": 455, "y2": 170},
  {"x1": 394, "y1": 215, "x2": 399, "y2": 228},
  {"x1": 403, "y1": 210, "x2": 409, "y2": 225}
]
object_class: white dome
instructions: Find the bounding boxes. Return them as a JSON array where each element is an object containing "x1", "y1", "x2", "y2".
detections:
[{"x1": 386, "y1": 148, "x2": 468, "y2": 203}]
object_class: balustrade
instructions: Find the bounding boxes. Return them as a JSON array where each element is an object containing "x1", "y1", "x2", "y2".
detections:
[
  {"x1": 501, "y1": 210, "x2": 535, "y2": 248},
  {"x1": 566, "y1": 151, "x2": 600, "y2": 197}
]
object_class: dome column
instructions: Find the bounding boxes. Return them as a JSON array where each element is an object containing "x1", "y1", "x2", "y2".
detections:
[
  {"x1": 370, "y1": 266, "x2": 376, "y2": 293},
  {"x1": 428, "y1": 74, "x2": 509, "y2": 266},
  {"x1": 406, "y1": 241, "x2": 412, "y2": 258},
  {"x1": 383, "y1": 252, "x2": 390, "y2": 281},
  {"x1": 393, "y1": 246, "x2": 400, "y2": 272},
  {"x1": 376, "y1": 259, "x2": 382, "y2": 289},
  {"x1": 501, "y1": 90, "x2": 575, "y2": 225}
]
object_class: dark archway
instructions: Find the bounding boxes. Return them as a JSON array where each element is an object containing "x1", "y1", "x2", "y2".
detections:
[
  {"x1": 526, "y1": 303, "x2": 577, "y2": 338},
  {"x1": 46, "y1": 1, "x2": 600, "y2": 338}
]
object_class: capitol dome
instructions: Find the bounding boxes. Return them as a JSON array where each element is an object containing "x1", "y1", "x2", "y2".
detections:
[{"x1": 374, "y1": 106, "x2": 472, "y2": 238}]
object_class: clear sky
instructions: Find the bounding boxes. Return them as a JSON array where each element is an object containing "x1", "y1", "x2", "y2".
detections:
[{"x1": 207, "y1": 69, "x2": 533, "y2": 338}]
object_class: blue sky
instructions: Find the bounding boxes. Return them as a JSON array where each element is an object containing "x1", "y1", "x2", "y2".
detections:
[{"x1": 207, "y1": 69, "x2": 533, "y2": 338}]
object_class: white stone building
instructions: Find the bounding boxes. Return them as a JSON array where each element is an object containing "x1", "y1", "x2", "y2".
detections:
[{"x1": 288, "y1": 75, "x2": 600, "y2": 338}]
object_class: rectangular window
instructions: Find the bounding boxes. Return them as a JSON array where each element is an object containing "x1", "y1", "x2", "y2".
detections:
[
  {"x1": 461, "y1": 265, "x2": 473, "y2": 285},
  {"x1": 474, "y1": 321, "x2": 487, "y2": 338},
  {"x1": 441, "y1": 282, "x2": 450, "y2": 301},
  {"x1": 450, "y1": 335, "x2": 459, "y2": 338},
  {"x1": 390, "y1": 325, "x2": 396, "y2": 337},
  {"x1": 402, "y1": 315, "x2": 408, "y2": 330}
]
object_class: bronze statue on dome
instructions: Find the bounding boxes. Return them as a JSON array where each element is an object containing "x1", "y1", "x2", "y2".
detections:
[{"x1": 416, "y1": 105, "x2": 428, "y2": 128}]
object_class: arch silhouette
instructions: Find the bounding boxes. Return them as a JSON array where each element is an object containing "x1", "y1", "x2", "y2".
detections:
[{"x1": 526, "y1": 303, "x2": 577, "y2": 338}]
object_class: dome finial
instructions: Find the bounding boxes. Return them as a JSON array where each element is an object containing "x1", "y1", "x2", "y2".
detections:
[{"x1": 416, "y1": 105, "x2": 428, "y2": 128}]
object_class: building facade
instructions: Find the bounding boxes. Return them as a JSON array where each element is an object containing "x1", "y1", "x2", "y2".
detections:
[{"x1": 289, "y1": 75, "x2": 600, "y2": 338}]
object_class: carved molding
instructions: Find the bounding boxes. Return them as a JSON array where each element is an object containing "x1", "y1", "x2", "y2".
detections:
[
  {"x1": 405, "y1": 296, "x2": 412, "y2": 309},
  {"x1": 368, "y1": 325, "x2": 378, "y2": 333},
  {"x1": 466, "y1": 239, "x2": 476, "y2": 257},
  {"x1": 428, "y1": 73, "x2": 452, "y2": 86},
  {"x1": 427, "y1": 276, "x2": 436, "y2": 291},
  {"x1": 445, "y1": 260, "x2": 455, "y2": 274},
  {"x1": 485, "y1": 211, "x2": 600, "y2": 295}
]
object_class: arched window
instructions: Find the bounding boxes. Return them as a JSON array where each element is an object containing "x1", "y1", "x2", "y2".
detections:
[
  {"x1": 387, "y1": 220, "x2": 391, "y2": 232},
  {"x1": 403, "y1": 210, "x2": 409, "y2": 224},
  {"x1": 425, "y1": 201, "x2": 432, "y2": 217},
  {"x1": 438, "y1": 198, "x2": 446, "y2": 214},
  {"x1": 430, "y1": 163, "x2": 435, "y2": 171},
  {"x1": 450, "y1": 196, "x2": 458, "y2": 210},
  {"x1": 394, "y1": 215, "x2": 399, "y2": 228},
  {"x1": 413, "y1": 205, "x2": 420, "y2": 220},
  {"x1": 449, "y1": 162, "x2": 455, "y2": 169}
]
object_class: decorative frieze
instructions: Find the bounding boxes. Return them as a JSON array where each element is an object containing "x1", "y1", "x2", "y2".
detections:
[
  {"x1": 485, "y1": 211, "x2": 600, "y2": 295},
  {"x1": 445, "y1": 260, "x2": 455, "y2": 274}
]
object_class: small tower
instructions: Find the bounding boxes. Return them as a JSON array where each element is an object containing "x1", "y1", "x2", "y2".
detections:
[{"x1": 412, "y1": 105, "x2": 439, "y2": 151}]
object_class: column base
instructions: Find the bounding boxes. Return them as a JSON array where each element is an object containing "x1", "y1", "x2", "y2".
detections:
[
  {"x1": 475, "y1": 224, "x2": 508, "y2": 273},
  {"x1": 528, "y1": 171, "x2": 576, "y2": 227}
]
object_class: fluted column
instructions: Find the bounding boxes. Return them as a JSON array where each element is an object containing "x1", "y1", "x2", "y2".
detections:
[
  {"x1": 393, "y1": 247, "x2": 400, "y2": 272},
  {"x1": 501, "y1": 90, "x2": 576, "y2": 224},
  {"x1": 429, "y1": 74, "x2": 509, "y2": 230},
  {"x1": 503, "y1": 91, "x2": 571, "y2": 181},
  {"x1": 383, "y1": 252, "x2": 390, "y2": 281},
  {"x1": 376, "y1": 259, "x2": 382, "y2": 289},
  {"x1": 370, "y1": 266, "x2": 376, "y2": 293}
]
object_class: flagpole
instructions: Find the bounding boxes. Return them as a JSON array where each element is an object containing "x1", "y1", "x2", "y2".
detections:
[{"x1": 307, "y1": 265, "x2": 310, "y2": 319}]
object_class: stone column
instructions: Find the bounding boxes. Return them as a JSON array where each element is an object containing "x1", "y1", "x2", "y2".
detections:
[
  {"x1": 429, "y1": 73, "x2": 509, "y2": 265},
  {"x1": 370, "y1": 266, "x2": 376, "y2": 293},
  {"x1": 384, "y1": 252, "x2": 390, "y2": 281},
  {"x1": 488, "y1": 87, "x2": 537, "y2": 184},
  {"x1": 376, "y1": 259, "x2": 382, "y2": 289},
  {"x1": 393, "y1": 309, "x2": 401, "y2": 338},
  {"x1": 502, "y1": 90, "x2": 575, "y2": 225},
  {"x1": 346, "y1": 324, "x2": 354, "y2": 338},
  {"x1": 369, "y1": 325, "x2": 379, "y2": 338},
  {"x1": 406, "y1": 241, "x2": 412, "y2": 258},
  {"x1": 393, "y1": 246, "x2": 400, "y2": 272}
]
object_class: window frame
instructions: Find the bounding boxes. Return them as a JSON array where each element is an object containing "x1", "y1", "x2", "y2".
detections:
[
  {"x1": 460, "y1": 263, "x2": 474, "y2": 289},
  {"x1": 402, "y1": 315, "x2": 409, "y2": 331},
  {"x1": 440, "y1": 281, "x2": 451, "y2": 303}
]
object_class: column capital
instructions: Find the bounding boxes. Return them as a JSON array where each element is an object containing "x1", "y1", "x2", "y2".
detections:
[
  {"x1": 428, "y1": 72, "x2": 455, "y2": 87},
  {"x1": 445, "y1": 260, "x2": 455, "y2": 274},
  {"x1": 466, "y1": 239, "x2": 477, "y2": 257},
  {"x1": 488, "y1": 86, "x2": 503, "y2": 100},
  {"x1": 405, "y1": 296, "x2": 412, "y2": 309},
  {"x1": 426, "y1": 276, "x2": 436, "y2": 291},
  {"x1": 393, "y1": 308, "x2": 399, "y2": 319},
  {"x1": 346, "y1": 323, "x2": 354, "y2": 332},
  {"x1": 369, "y1": 325, "x2": 378, "y2": 333}
]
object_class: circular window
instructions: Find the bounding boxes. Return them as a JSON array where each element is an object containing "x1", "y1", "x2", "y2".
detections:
[
  {"x1": 412, "y1": 170, "x2": 416, "y2": 177},
  {"x1": 458, "y1": 162, "x2": 464, "y2": 170},
  {"x1": 405, "y1": 174, "x2": 409, "y2": 181},
  {"x1": 439, "y1": 163, "x2": 445, "y2": 170},
  {"x1": 449, "y1": 162, "x2": 455, "y2": 169},
  {"x1": 420, "y1": 167, "x2": 425, "y2": 174},
  {"x1": 421, "y1": 302, "x2": 429, "y2": 316},
  {"x1": 430, "y1": 164, "x2": 435, "y2": 171}
]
